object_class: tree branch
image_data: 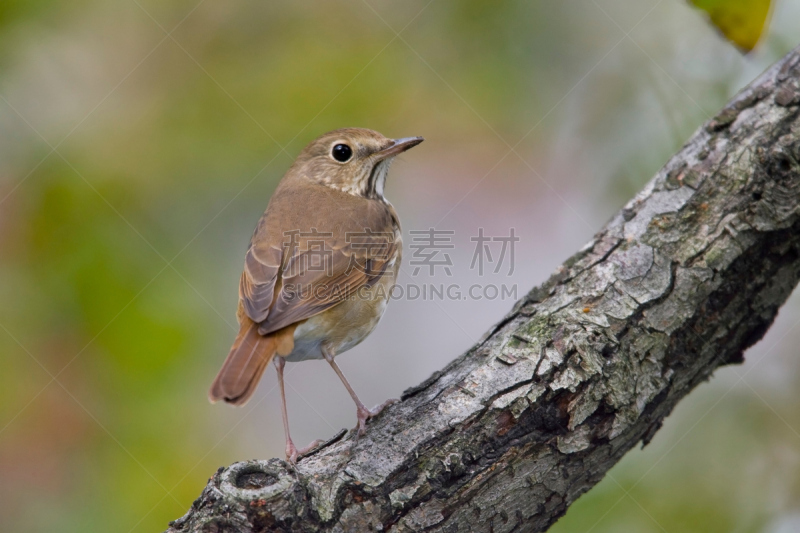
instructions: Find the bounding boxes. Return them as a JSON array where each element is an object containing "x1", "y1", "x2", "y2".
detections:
[{"x1": 168, "y1": 45, "x2": 800, "y2": 533}]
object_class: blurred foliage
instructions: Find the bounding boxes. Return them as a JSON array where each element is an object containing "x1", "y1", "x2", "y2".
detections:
[
  {"x1": 690, "y1": 0, "x2": 772, "y2": 51},
  {"x1": 0, "y1": 1, "x2": 799, "y2": 532}
]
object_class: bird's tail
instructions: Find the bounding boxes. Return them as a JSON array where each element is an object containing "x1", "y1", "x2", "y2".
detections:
[{"x1": 208, "y1": 318, "x2": 279, "y2": 406}]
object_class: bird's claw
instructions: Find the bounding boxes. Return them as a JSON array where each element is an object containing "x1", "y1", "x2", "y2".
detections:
[
  {"x1": 355, "y1": 398, "x2": 399, "y2": 435},
  {"x1": 285, "y1": 438, "x2": 326, "y2": 464}
]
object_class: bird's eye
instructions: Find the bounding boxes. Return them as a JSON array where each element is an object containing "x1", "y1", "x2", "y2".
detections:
[{"x1": 332, "y1": 143, "x2": 353, "y2": 162}]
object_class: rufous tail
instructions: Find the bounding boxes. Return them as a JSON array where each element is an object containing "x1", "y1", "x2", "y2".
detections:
[
  {"x1": 209, "y1": 318, "x2": 298, "y2": 406},
  {"x1": 209, "y1": 318, "x2": 277, "y2": 406}
]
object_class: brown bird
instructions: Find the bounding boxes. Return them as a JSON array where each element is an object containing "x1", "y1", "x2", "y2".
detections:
[{"x1": 209, "y1": 128, "x2": 423, "y2": 462}]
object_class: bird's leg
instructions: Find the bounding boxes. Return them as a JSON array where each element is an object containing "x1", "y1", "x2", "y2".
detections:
[
  {"x1": 274, "y1": 355, "x2": 300, "y2": 463},
  {"x1": 274, "y1": 357, "x2": 324, "y2": 463},
  {"x1": 321, "y1": 346, "x2": 396, "y2": 435}
]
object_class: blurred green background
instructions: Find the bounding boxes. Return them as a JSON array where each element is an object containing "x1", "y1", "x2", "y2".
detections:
[{"x1": 2, "y1": 1, "x2": 800, "y2": 532}]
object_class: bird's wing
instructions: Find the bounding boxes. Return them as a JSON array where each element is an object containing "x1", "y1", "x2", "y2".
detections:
[
  {"x1": 238, "y1": 240, "x2": 282, "y2": 323},
  {"x1": 238, "y1": 191, "x2": 398, "y2": 335}
]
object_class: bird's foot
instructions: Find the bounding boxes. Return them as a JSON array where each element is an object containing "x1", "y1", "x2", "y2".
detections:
[
  {"x1": 285, "y1": 439, "x2": 325, "y2": 464},
  {"x1": 355, "y1": 398, "x2": 399, "y2": 435}
]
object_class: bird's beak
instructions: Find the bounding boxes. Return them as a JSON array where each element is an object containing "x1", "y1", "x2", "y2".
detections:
[{"x1": 375, "y1": 136, "x2": 424, "y2": 160}]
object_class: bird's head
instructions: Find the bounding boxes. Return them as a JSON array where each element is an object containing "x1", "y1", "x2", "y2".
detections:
[{"x1": 291, "y1": 128, "x2": 423, "y2": 200}]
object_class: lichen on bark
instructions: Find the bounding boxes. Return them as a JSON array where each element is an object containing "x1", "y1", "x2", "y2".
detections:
[{"x1": 168, "y1": 45, "x2": 800, "y2": 533}]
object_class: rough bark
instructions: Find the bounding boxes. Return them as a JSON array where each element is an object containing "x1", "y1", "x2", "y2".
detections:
[{"x1": 168, "y1": 45, "x2": 800, "y2": 533}]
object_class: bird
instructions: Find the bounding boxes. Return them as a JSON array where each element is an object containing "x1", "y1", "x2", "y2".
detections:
[{"x1": 209, "y1": 127, "x2": 423, "y2": 463}]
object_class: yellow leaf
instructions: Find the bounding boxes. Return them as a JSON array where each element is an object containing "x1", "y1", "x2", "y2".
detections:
[{"x1": 690, "y1": 0, "x2": 772, "y2": 52}]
